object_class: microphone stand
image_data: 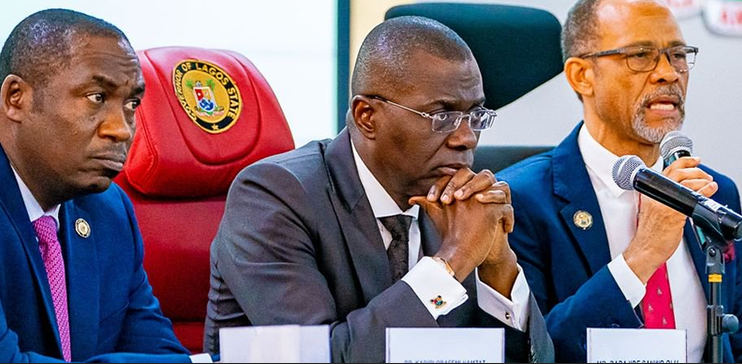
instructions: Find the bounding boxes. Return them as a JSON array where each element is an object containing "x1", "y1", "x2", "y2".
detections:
[{"x1": 696, "y1": 226, "x2": 739, "y2": 363}]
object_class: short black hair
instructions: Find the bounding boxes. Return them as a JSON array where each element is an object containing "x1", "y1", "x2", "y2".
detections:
[
  {"x1": 351, "y1": 16, "x2": 473, "y2": 98},
  {"x1": 0, "y1": 9, "x2": 130, "y2": 88},
  {"x1": 561, "y1": 0, "x2": 603, "y2": 63}
]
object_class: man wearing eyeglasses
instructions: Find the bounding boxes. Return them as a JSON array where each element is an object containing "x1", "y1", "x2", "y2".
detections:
[
  {"x1": 204, "y1": 16, "x2": 554, "y2": 363},
  {"x1": 498, "y1": 0, "x2": 742, "y2": 362}
]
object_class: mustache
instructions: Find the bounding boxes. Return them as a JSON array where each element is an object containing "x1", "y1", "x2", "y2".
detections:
[{"x1": 640, "y1": 85, "x2": 686, "y2": 109}]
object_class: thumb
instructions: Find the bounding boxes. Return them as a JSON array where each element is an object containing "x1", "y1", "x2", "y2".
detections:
[{"x1": 409, "y1": 196, "x2": 444, "y2": 223}]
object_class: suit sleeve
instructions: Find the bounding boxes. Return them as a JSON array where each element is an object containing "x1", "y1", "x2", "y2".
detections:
[
  {"x1": 508, "y1": 188, "x2": 642, "y2": 362},
  {"x1": 214, "y1": 163, "x2": 442, "y2": 363},
  {"x1": 111, "y1": 188, "x2": 190, "y2": 358},
  {"x1": 0, "y1": 298, "x2": 68, "y2": 363}
]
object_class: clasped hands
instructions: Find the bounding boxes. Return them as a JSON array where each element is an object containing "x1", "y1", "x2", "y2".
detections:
[{"x1": 409, "y1": 168, "x2": 519, "y2": 298}]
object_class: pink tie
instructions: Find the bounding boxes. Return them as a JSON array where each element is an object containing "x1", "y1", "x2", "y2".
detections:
[
  {"x1": 637, "y1": 198, "x2": 676, "y2": 329},
  {"x1": 32, "y1": 216, "x2": 72, "y2": 362}
]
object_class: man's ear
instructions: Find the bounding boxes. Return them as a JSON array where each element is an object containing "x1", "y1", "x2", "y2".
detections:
[
  {"x1": 350, "y1": 95, "x2": 379, "y2": 140},
  {"x1": 564, "y1": 57, "x2": 595, "y2": 99},
  {"x1": 0, "y1": 75, "x2": 32, "y2": 123}
]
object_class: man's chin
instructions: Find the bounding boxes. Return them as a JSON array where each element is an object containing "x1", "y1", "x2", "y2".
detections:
[
  {"x1": 633, "y1": 117, "x2": 683, "y2": 144},
  {"x1": 81, "y1": 178, "x2": 114, "y2": 195}
]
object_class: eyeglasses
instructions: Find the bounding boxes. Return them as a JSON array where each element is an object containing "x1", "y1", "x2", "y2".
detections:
[
  {"x1": 369, "y1": 95, "x2": 496, "y2": 133},
  {"x1": 580, "y1": 45, "x2": 699, "y2": 73}
]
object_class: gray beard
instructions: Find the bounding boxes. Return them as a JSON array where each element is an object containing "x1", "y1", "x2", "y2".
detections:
[
  {"x1": 631, "y1": 86, "x2": 686, "y2": 143},
  {"x1": 632, "y1": 113, "x2": 683, "y2": 143}
]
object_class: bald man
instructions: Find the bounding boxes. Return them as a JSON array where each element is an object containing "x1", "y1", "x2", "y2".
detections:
[
  {"x1": 498, "y1": 0, "x2": 742, "y2": 362},
  {"x1": 204, "y1": 16, "x2": 553, "y2": 363}
]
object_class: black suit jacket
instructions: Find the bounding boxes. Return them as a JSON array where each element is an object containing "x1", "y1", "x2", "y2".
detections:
[{"x1": 204, "y1": 129, "x2": 553, "y2": 362}]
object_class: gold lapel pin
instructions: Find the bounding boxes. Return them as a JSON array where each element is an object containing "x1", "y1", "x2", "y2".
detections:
[
  {"x1": 75, "y1": 218, "x2": 91, "y2": 238},
  {"x1": 573, "y1": 210, "x2": 593, "y2": 231}
]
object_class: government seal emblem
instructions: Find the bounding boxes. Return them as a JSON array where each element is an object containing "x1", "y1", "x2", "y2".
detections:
[{"x1": 172, "y1": 60, "x2": 242, "y2": 133}]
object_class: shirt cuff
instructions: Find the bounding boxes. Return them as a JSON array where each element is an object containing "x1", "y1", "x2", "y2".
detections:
[
  {"x1": 190, "y1": 353, "x2": 213, "y2": 363},
  {"x1": 608, "y1": 254, "x2": 647, "y2": 308},
  {"x1": 402, "y1": 257, "x2": 468, "y2": 320},
  {"x1": 475, "y1": 265, "x2": 531, "y2": 331}
]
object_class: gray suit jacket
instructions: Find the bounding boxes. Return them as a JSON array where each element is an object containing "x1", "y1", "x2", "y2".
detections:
[{"x1": 204, "y1": 129, "x2": 554, "y2": 363}]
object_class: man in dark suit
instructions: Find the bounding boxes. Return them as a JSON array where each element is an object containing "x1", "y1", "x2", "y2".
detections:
[
  {"x1": 498, "y1": 0, "x2": 742, "y2": 362},
  {"x1": 0, "y1": 9, "x2": 201, "y2": 363},
  {"x1": 205, "y1": 16, "x2": 553, "y2": 363}
]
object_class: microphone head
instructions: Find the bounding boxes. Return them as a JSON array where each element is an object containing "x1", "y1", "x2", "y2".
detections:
[
  {"x1": 660, "y1": 131, "x2": 694, "y2": 160},
  {"x1": 612, "y1": 155, "x2": 646, "y2": 191}
]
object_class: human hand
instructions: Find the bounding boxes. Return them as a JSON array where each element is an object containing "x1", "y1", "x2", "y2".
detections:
[
  {"x1": 410, "y1": 170, "x2": 516, "y2": 284},
  {"x1": 624, "y1": 156, "x2": 718, "y2": 283}
]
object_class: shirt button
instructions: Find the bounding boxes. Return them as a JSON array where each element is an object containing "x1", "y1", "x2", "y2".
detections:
[{"x1": 505, "y1": 312, "x2": 511, "y2": 321}]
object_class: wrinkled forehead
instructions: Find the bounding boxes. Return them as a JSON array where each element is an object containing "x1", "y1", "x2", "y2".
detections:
[{"x1": 596, "y1": 0, "x2": 685, "y2": 49}]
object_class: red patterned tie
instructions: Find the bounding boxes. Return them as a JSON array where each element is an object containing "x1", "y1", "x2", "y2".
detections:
[
  {"x1": 32, "y1": 216, "x2": 72, "y2": 362},
  {"x1": 638, "y1": 198, "x2": 676, "y2": 329}
]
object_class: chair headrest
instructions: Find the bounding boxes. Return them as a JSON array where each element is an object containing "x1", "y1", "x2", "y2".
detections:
[
  {"x1": 386, "y1": 3, "x2": 564, "y2": 111},
  {"x1": 118, "y1": 47, "x2": 294, "y2": 199}
]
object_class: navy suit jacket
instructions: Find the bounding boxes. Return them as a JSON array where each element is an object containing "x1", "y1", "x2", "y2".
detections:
[
  {"x1": 205, "y1": 129, "x2": 554, "y2": 363},
  {"x1": 0, "y1": 146, "x2": 190, "y2": 363},
  {"x1": 498, "y1": 123, "x2": 742, "y2": 362}
]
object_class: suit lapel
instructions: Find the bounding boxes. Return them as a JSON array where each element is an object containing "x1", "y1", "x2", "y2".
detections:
[
  {"x1": 325, "y1": 129, "x2": 393, "y2": 304},
  {"x1": 59, "y1": 202, "x2": 99, "y2": 360},
  {"x1": 552, "y1": 123, "x2": 612, "y2": 275},
  {"x1": 0, "y1": 147, "x2": 64, "y2": 357}
]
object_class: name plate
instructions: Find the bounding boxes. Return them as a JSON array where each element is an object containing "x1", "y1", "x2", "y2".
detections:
[
  {"x1": 219, "y1": 325, "x2": 330, "y2": 363},
  {"x1": 587, "y1": 328, "x2": 686, "y2": 363},
  {"x1": 386, "y1": 328, "x2": 504, "y2": 363}
]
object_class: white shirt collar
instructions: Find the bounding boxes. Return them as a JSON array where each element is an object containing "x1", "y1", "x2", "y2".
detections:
[
  {"x1": 351, "y1": 140, "x2": 419, "y2": 220},
  {"x1": 11, "y1": 166, "x2": 61, "y2": 230},
  {"x1": 578, "y1": 124, "x2": 664, "y2": 199}
]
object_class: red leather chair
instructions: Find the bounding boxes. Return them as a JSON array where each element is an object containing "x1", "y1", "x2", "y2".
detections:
[{"x1": 115, "y1": 47, "x2": 295, "y2": 353}]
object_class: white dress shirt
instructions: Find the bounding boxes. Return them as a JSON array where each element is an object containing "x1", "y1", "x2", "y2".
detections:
[
  {"x1": 12, "y1": 166, "x2": 211, "y2": 363},
  {"x1": 578, "y1": 125, "x2": 707, "y2": 362},
  {"x1": 351, "y1": 142, "x2": 530, "y2": 330}
]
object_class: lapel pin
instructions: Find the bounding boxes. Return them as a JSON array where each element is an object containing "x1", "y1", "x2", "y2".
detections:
[
  {"x1": 75, "y1": 218, "x2": 91, "y2": 238},
  {"x1": 573, "y1": 210, "x2": 593, "y2": 231}
]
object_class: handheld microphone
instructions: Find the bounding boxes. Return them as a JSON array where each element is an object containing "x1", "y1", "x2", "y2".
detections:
[
  {"x1": 660, "y1": 130, "x2": 693, "y2": 168},
  {"x1": 612, "y1": 155, "x2": 742, "y2": 241}
]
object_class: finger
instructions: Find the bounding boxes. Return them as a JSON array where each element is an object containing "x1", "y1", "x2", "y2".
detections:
[
  {"x1": 501, "y1": 205, "x2": 515, "y2": 234},
  {"x1": 440, "y1": 168, "x2": 476, "y2": 205},
  {"x1": 679, "y1": 179, "x2": 716, "y2": 192},
  {"x1": 427, "y1": 176, "x2": 452, "y2": 202},
  {"x1": 693, "y1": 181, "x2": 719, "y2": 198},
  {"x1": 453, "y1": 169, "x2": 496, "y2": 201},
  {"x1": 666, "y1": 167, "x2": 713, "y2": 185},
  {"x1": 409, "y1": 196, "x2": 430, "y2": 209},
  {"x1": 474, "y1": 190, "x2": 508, "y2": 204},
  {"x1": 407, "y1": 196, "x2": 444, "y2": 226},
  {"x1": 664, "y1": 156, "x2": 701, "y2": 173},
  {"x1": 493, "y1": 180, "x2": 512, "y2": 204}
]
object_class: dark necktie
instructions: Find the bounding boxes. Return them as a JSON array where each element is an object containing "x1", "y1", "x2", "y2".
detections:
[{"x1": 379, "y1": 215, "x2": 413, "y2": 283}]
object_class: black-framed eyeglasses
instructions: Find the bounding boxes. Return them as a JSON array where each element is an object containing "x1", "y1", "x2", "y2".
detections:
[
  {"x1": 368, "y1": 95, "x2": 496, "y2": 133},
  {"x1": 580, "y1": 45, "x2": 699, "y2": 73}
]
